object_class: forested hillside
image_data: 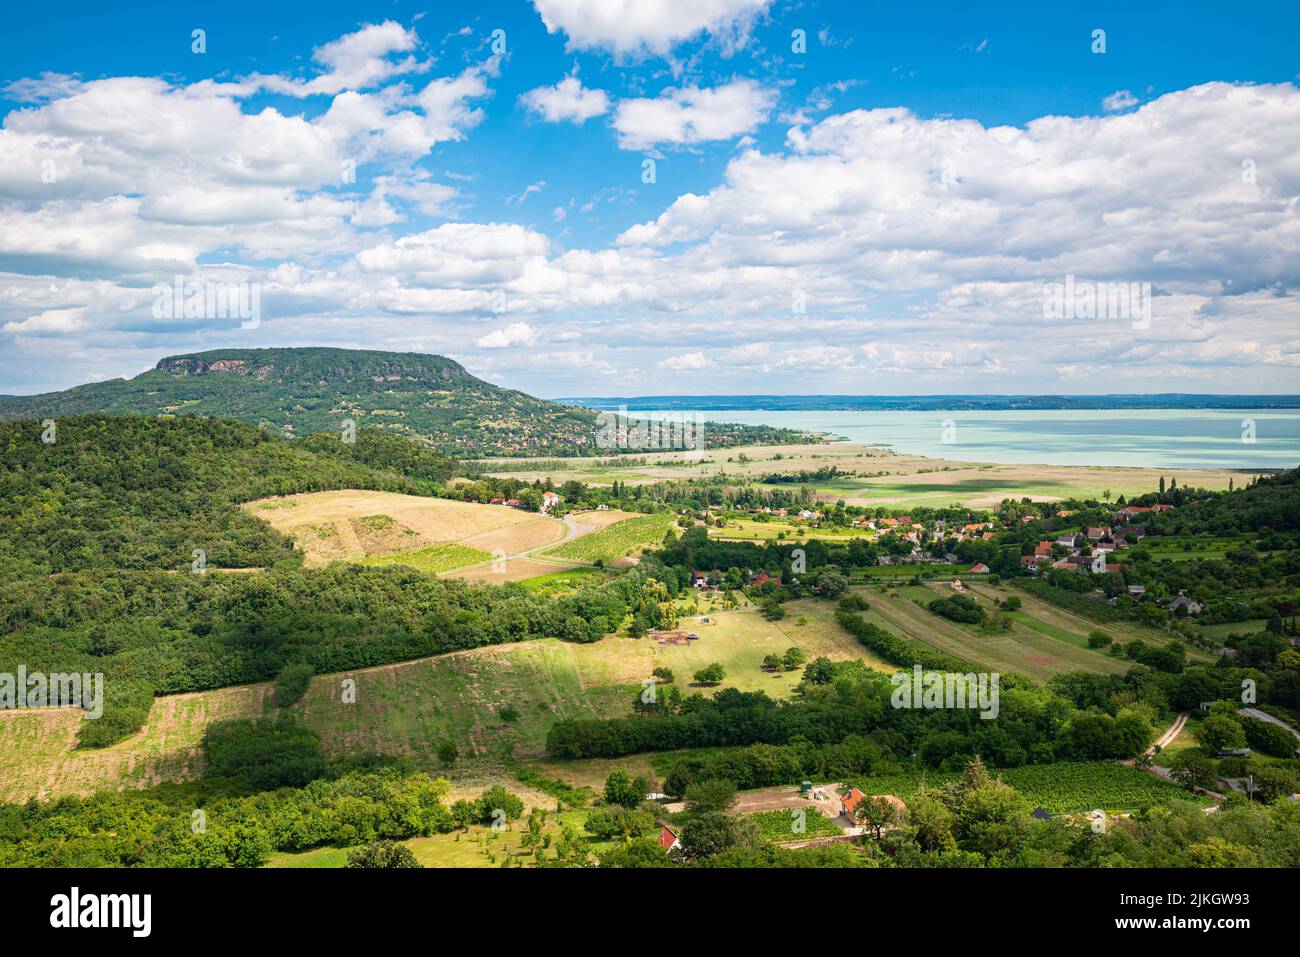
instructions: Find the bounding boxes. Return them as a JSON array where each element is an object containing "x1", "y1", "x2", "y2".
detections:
[
  {"x1": 0, "y1": 415, "x2": 446, "y2": 581},
  {"x1": 0, "y1": 348, "x2": 810, "y2": 457}
]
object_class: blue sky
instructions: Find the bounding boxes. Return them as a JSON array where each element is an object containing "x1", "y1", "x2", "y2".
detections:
[{"x1": 1, "y1": 0, "x2": 1298, "y2": 397}]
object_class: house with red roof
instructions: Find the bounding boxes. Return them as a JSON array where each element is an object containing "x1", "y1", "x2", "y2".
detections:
[
  {"x1": 657, "y1": 825, "x2": 681, "y2": 852},
  {"x1": 1116, "y1": 506, "x2": 1153, "y2": 518},
  {"x1": 969, "y1": 562, "x2": 991, "y2": 574},
  {"x1": 840, "y1": 786, "x2": 867, "y2": 819}
]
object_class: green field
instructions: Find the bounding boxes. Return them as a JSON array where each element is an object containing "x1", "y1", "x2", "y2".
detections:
[
  {"x1": 849, "y1": 761, "x2": 1203, "y2": 813},
  {"x1": 859, "y1": 563, "x2": 972, "y2": 580},
  {"x1": 482, "y1": 442, "x2": 1237, "y2": 508},
  {"x1": 862, "y1": 582, "x2": 1129, "y2": 680},
  {"x1": 709, "y1": 518, "x2": 870, "y2": 543},
  {"x1": 1195, "y1": 619, "x2": 1268, "y2": 640},
  {"x1": 750, "y1": 808, "x2": 843, "y2": 841},
  {"x1": 358, "y1": 542, "x2": 493, "y2": 573},
  {"x1": 266, "y1": 809, "x2": 609, "y2": 868},
  {"x1": 3, "y1": 595, "x2": 892, "y2": 801},
  {"x1": 518, "y1": 566, "x2": 609, "y2": 596},
  {"x1": 1138, "y1": 535, "x2": 1251, "y2": 562},
  {"x1": 997, "y1": 581, "x2": 1216, "y2": 662},
  {"x1": 541, "y1": 513, "x2": 680, "y2": 564}
]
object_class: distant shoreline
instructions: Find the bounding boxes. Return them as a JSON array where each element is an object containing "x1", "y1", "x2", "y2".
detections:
[{"x1": 556, "y1": 394, "x2": 1300, "y2": 412}]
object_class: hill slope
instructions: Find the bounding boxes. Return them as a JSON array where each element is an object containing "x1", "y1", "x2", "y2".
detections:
[
  {"x1": 0, "y1": 414, "x2": 445, "y2": 581},
  {"x1": 0, "y1": 347, "x2": 813, "y2": 457},
  {"x1": 0, "y1": 348, "x2": 600, "y2": 457}
]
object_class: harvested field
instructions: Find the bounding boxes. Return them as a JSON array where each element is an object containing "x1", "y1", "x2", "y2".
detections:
[
  {"x1": 451, "y1": 558, "x2": 574, "y2": 583},
  {"x1": 244, "y1": 490, "x2": 564, "y2": 565},
  {"x1": 0, "y1": 685, "x2": 268, "y2": 803}
]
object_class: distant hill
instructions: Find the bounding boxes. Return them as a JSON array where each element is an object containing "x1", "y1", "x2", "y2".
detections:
[
  {"x1": 0, "y1": 348, "x2": 811, "y2": 457},
  {"x1": 0, "y1": 348, "x2": 600, "y2": 457}
]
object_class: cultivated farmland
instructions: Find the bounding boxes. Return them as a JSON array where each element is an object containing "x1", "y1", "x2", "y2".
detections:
[
  {"x1": 244, "y1": 489, "x2": 566, "y2": 564},
  {"x1": 860, "y1": 582, "x2": 1129, "y2": 680},
  {"x1": 0, "y1": 597, "x2": 885, "y2": 802},
  {"x1": 540, "y1": 512, "x2": 680, "y2": 564},
  {"x1": 848, "y1": 761, "x2": 1201, "y2": 813}
]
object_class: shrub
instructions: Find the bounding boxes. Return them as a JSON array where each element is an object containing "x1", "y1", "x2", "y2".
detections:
[
  {"x1": 1087, "y1": 630, "x2": 1113, "y2": 649},
  {"x1": 839, "y1": 593, "x2": 870, "y2": 612},
  {"x1": 274, "y1": 661, "x2": 314, "y2": 708},
  {"x1": 476, "y1": 786, "x2": 524, "y2": 824},
  {"x1": 694, "y1": 663, "x2": 726, "y2": 685},
  {"x1": 928, "y1": 595, "x2": 985, "y2": 624},
  {"x1": 346, "y1": 841, "x2": 422, "y2": 868}
]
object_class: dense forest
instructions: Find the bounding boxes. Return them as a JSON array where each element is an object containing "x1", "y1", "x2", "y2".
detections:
[{"x1": 0, "y1": 415, "x2": 439, "y2": 581}]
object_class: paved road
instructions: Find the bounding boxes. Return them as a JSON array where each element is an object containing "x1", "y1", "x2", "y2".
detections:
[{"x1": 1239, "y1": 707, "x2": 1300, "y2": 741}]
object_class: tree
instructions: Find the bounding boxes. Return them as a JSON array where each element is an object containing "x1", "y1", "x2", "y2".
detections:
[
  {"x1": 1196, "y1": 714, "x2": 1247, "y2": 752},
  {"x1": 907, "y1": 792, "x2": 956, "y2": 852},
  {"x1": 1242, "y1": 717, "x2": 1300, "y2": 757},
  {"x1": 664, "y1": 763, "x2": 694, "y2": 799},
  {"x1": 782, "y1": 647, "x2": 807, "y2": 670},
  {"x1": 603, "y1": 769, "x2": 643, "y2": 808},
  {"x1": 802, "y1": 656, "x2": 838, "y2": 684},
  {"x1": 598, "y1": 837, "x2": 673, "y2": 868},
  {"x1": 815, "y1": 568, "x2": 848, "y2": 599},
  {"x1": 762, "y1": 653, "x2": 783, "y2": 671},
  {"x1": 684, "y1": 778, "x2": 738, "y2": 813},
  {"x1": 652, "y1": 666, "x2": 674, "y2": 684},
  {"x1": 694, "y1": 662, "x2": 726, "y2": 685},
  {"x1": 346, "y1": 840, "x2": 422, "y2": 868},
  {"x1": 679, "y1": 812, "x2": 743, "y2": 859},
  {"x1": 1251, "y1": 765, "x2": 1300, "y2": 802},
  {"x1": 956, "y1": 781, "x2": 1026, "y2": 860},
  {"x1": 855, "y1": 795, "x2": 902, "y2": 840},
  {"x1": 1169, "y1": 752, "x2": 1217, "y2": 792},
  {"x1": 274, "y1": 661, "x2": 314, "y2": 708},
  {"x1": 450, "y1": 799, "x2": 477, "y2": 830},
  {"x1": 1087, "y1": 630, "x2": 1113, "y2": 649}
]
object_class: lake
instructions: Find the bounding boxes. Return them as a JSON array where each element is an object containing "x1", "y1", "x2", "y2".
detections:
[{"x1": 626, "y1": 408, "x2": 1300, "y2": 470}]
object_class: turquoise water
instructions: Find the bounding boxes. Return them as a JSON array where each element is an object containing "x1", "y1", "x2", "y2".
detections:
[{"x1": 630, "y1": 408, "x2": 1300, "y2": 469}]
